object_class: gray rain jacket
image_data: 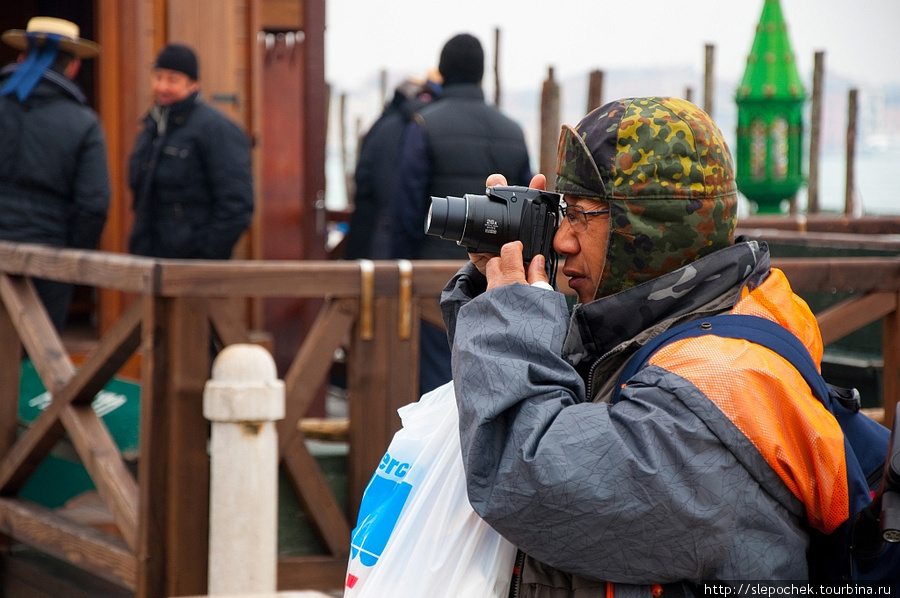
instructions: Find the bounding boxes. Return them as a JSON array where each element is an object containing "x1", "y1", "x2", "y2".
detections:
[{"x1": 440, "y1": 241, "x2": 815, "y2": 598}]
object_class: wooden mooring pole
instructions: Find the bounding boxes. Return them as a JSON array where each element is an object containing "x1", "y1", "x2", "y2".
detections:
[
  {"x1": 807, "y1": 51, "x2": 825, "y2": 214},
  {"x1": 704, "y1": 44, "x2": 715, "y2": 118},
  {"x1": 540, "y1": 67, "x2": 560, "y2": 190},
  {"x1": 587, "y1": 69, "x2": 604, "y2": 114},
  {"x1": 845, "y1": 88, "x2": 859, "y2": 216},
  {"x1": 493, "y1": 27, "x2": 502, "y2": 107}
]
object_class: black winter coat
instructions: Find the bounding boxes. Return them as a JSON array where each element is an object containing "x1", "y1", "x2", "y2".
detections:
[
  {"x1": 343, "y1": 88, "x2": 429, "y2": 260},
  {"x1": 0, "y1": 65, "x2": 110, "y2": 250},
  {"x1": 128, "y1": 92, "x2": 253, "y2": 259},
  {"x1": 390, "y1": 83, "x2": 531, "y2": 260}
]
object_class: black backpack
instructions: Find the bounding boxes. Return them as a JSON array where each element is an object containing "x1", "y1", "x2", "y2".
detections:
[{"x1": 614, "y1": 314, "x2": 900, "y2": 584}]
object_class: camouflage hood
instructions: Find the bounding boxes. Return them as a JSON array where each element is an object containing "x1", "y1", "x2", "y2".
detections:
[{"x1": 556, "y1": 97, "x2": 738, "y2": 299}]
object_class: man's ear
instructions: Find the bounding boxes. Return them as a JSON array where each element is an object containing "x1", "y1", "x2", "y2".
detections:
[{"x1": 64, "y1": 57, "x2": 82, "y2": 80}]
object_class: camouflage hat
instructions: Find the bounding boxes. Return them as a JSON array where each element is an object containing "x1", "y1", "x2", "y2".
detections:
[{"x1": 556, "y1": 97, "x2": 737, "y2": 299}]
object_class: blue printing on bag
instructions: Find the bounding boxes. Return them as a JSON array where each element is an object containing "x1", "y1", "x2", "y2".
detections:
[{"x1": 350, "y1": 452, "x2": 413, "y2": 567}]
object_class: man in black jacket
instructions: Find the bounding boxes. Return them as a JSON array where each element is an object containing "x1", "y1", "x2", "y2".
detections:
[
  {"x1": 0, "y1": 17, "x2": 110, "y2": 332},
  {"x1": 390, "y1": 33, "x2": 532, "y2": 395},
  {"x1": 128, "y1": 43, "x2": 253, "y2": 260},
  {"x1": 343, "y1": 74, "x2": 440, "y2": 260}
]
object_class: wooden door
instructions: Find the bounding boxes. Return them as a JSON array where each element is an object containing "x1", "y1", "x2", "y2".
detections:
[{"x1": 167, "y1": 0, "x2": 248, "y2": 127}]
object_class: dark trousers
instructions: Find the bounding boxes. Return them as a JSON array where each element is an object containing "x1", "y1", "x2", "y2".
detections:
[
  {"x1": 32, "y1": 278, "x2": 74, "y2": 333},
  {"x1": 419, "y1": 321, "x2": 452, "y2": 397}
]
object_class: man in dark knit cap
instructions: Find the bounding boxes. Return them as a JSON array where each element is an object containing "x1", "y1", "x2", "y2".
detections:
[
  {"x1": 127, "y1": 43, "x2": 253, "y2": 260},
  {"x1": 389, "y1": 32, "x2": 532, "y2": 396}
]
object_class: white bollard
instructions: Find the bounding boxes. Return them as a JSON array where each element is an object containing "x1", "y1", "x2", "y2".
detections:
[{"x1": 204, "y1": 344, "x2": 285, "y2": 596}]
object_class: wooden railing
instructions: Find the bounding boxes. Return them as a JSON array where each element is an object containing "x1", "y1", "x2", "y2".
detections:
[{"x1": 0, "y1": 239, "x2": 898, "y2": 596}]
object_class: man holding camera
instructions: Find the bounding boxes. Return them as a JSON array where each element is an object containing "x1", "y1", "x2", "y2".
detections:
[{"x1": 439, "y1": 97, "x2": 860, "y2": 594}]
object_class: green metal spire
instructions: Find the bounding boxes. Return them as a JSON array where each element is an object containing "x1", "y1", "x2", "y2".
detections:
[
  {"x1": 734, "y1": 0, "x2": 808, "y2": 213},
  {"x1": 737, "y1": 0, "x2": 806, "y2": 101}
]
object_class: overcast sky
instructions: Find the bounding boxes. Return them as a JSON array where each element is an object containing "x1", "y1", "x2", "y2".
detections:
[
  {"x1": 322, "y1": 0, "x2": 900, "y2": 213},
  {"x1": 325, "y1": 0, "x2": 899, "y2": 98}
]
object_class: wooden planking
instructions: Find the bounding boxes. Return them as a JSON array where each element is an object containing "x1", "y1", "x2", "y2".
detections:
[
  {"x1": 208, "y1": 296, "x2": 252, "y2": 346},
  {"x1": 345, "y1": 291, "x2": 420, "y2": 521},
  {"x1": 278, "y1": 299, "x2": 356, "y2": 555},
  {"x1": 418, "y1": 297, "x2": 445, "y2": 331},
  {"x1": 134, "y1": 295, "x2": 213, "y2": 597},
  {"x1": 0, "y1": 295, "x2": 18, "y2": 456},
  {"x1": 883, "y1": 293, "x2": 900, "y2": 426},
  {"x1": 280, "y1": 298, "x2": 357, "y2": 455},
  {"x1": 740, "y1": 227, "x2": 900, "y2": 252},
  {"x1": 0, "y1": 301, "x2": 141, "y2": 496},
  {"x1": 59, "y1": 405, "x2": 139, "y2": 551},
  {"x1": 261, "y1": 0, "x2": 303, "y2": 29},
  {"x1": 772, "y1": 258, "x2": 900, "y2": 292},
  {"x1": 409, "y1": 260, "x2": 467, "y2": 295},
  {"x1": 136, "y1": 294, "x2": 170, "y2": 598},
  {"x1": 0, "y1": 498, "x2": 136, "y2": 590},
  {"x1": 277, "y1": 555, "x2": 347, "y2": 591},
  {"x1": 816, "y1": 292, "x2": 898, "y2": 346},
  {"x1": 0, "y1": 274, "x2": 74, "y2": 394},
  {"x1": 281, "y1": 437, "x2": 351, "y2": 556},
  {"x1": 741, "y1": 214, "x2": 900, "y2": 235},
  {"x1": 162, "y1": 297, "x2": 212, "y2": 597},
  {"x1": 1, "y1": 549, "x2": 133, "y2": 598},
  {"x1": 157, "y1": 260, "x2": 363, "y2": 297},
  {"x1": 0, "y1": 242, "x2": 155, "y2": 293}
]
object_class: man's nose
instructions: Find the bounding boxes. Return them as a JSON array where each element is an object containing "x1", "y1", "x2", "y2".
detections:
[{"x1": 553, "y1": 220, "x2": 577, "y2": 255}]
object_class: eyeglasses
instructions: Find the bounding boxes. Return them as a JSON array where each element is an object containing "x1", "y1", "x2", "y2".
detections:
[{"x1": 560, "y1": 203, "x2": 610, "y2": 231}]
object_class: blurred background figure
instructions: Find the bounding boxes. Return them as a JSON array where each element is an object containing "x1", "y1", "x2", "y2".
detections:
[
  {"x1": 128, "y1": 43, "x2": 253, "y2": 260},
  {"x1": 390, "y1": 32, "x2": 532, "y2": 395},
  {"x1": 0, "y1": 16, "x2": 110, "y2": 333},
  {"x1": 343, "y1": 70, "x2": 441, "y2": 260}
]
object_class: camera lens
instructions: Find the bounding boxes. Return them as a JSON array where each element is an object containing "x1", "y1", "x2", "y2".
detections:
[{"x1": 425, "y1": 195, "x2": 468, "y2": 241}]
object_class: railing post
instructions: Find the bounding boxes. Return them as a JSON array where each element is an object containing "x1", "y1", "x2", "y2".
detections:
[{"x1": 204, "y1": 344, "x2": 285, "y2": 595}]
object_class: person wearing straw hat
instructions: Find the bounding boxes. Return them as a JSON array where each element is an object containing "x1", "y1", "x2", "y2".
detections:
[{"x1": 0, "y1": 16, "x2": 110, "y2": 332}]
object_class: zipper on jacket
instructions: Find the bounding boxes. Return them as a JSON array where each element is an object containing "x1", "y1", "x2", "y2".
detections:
[{"x1": 508, "y1": 549, "x2": 525, "y2": 598}]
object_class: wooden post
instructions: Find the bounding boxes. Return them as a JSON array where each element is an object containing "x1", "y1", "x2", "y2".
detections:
[
  {"x1": 137, "y1": 295, "x2": 211, "y2": 598},
  {"x1": 883, "y1": 294, "x2": 900, "y2": 429},
  {"x1": 703, "y1": 44, "x2": 715, "y2": 117},
  {"x1": 340, "y1": 92, "x2": 351, "y2": 207},
  {"x1": 379, "y1": 69, "x2": 387, "y2": 108},
  {"x1": 845, "y1": 88, "x2": 859, "y2": 216},
  {"x1": 586, "y1": 70, "x2": 603, "y2": 114},
  {"x1": 685, "y1": 87, "x2": 694, "y2": 104},
  {"x1": 808, "y1": 51, "x2": 825, "y2": 214},
  {"x1": 540, "y1": 67, "x2": 560, "y2": 189},
  {"x1": 204, "y1": 344, "x2": 284, "y2": 595},
  {"x1": 493, "y1": 27, "x2": 501, "y2": 107},
  {"x1": 0, "y1": 289, "x2": 18, "y2": 556},
  {"x1": 346, "y1": 262, "x2": 420, "y2": 519}
]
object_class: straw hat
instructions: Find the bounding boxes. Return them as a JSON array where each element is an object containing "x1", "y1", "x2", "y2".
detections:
[{"x1": 2, "y1": 16, "x2": 100, "y2": 59}]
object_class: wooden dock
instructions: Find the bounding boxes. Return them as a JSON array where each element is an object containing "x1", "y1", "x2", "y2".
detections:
[{"x1": 1, "y1": 222, "x2": 899, "y2": 596}]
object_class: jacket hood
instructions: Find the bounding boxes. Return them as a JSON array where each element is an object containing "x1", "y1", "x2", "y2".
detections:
[{"x1": 556, "y1": 97, "x2": 738, "y2": 299}]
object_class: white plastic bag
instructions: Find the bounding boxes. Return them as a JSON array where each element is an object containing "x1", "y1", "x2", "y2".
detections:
[{"x1": 344, "y1": 381, "x2": 516, "y2": 597}]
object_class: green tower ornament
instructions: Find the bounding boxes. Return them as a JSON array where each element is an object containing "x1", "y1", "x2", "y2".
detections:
[{"x1": 735, "y1": 0, "x2": 807, "y2": 214}]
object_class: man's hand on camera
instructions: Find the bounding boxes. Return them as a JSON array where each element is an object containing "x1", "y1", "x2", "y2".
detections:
[
  {"x1": 486, "y1": 241, "x2": 548, "y2": 291},
  {"x1": 469, "y1": 172, "x2": 550, "y2": 277}
]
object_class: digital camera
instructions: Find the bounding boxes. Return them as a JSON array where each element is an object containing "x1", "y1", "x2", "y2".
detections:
[{"x1": 424, "y1": 186, "x2": 561, "y2": 265}]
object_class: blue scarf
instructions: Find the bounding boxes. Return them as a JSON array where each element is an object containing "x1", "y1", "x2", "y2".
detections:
[{"x1": 0, "y1": 33, "x2": 61, "y2": 101}]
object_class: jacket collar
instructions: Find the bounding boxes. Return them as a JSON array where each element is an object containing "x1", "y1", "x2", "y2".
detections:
[
  {"x1": 149, "y1": 91, "x2": 199, "y2": 134},
  {"x1": 0, "y1": 62, "x2": 86, "y2": 104},
  {"x1": 436, "y1": 82, "x2": 484, "y2": 102},
  {"x1": 562, "y1": 240, "x2": 770, "y2": 368}
]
